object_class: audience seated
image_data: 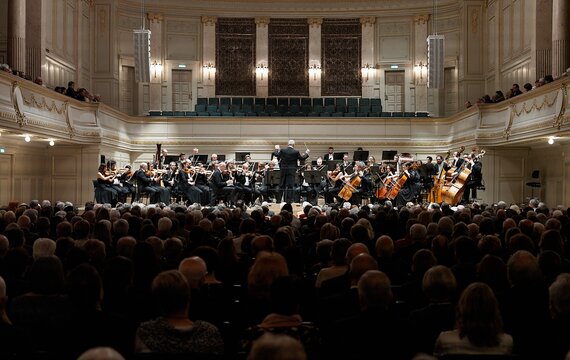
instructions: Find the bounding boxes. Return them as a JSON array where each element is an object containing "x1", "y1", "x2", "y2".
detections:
[{"x1": 0, "y1": 198, "x2": 568, "y2": 359}]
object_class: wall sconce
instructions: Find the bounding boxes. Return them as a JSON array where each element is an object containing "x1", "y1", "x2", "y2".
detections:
[
  {"x1": 49, "y1": 139, "x2": 55, "y2": 146},
  {"x1": 308, "y1": 63, "x2": 321, "y2": 80},
  {"x1": 151, "y1": 60, "x2": 162, "y2": 78},
  {"x1": 256, "y1": 63, "x2": 268, "y2": 80},
  {"x1": 414, "y1": 61, "x2": 427, "y2": 84},
  {"x1": 548, "y1": 136, "x2": 555, "y2": 145},
  {"x1": 203, "y1": 62, "x2": 216, "y2": 80},
  {"x1": 24, "y1": 134, "x2": 31, "y2": 142},
  {"x1": 361, "y1": 64, "x2": 374, "y2": 82}
]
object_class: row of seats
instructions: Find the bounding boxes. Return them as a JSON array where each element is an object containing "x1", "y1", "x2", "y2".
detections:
[
  {"x1": 149, "y1": 97, "x2": 428, "y2": 117},
  {"x1": 149, "y1": 109, "x2": 429, "y2": 118}
]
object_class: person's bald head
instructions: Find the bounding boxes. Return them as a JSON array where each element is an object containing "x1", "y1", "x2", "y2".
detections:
[
  {"x1": 178, "y1": 256, "x2": 207, "y2": 288},
  {"x1": 349, "y1": 253, "x2": 378, "y2": 285}
]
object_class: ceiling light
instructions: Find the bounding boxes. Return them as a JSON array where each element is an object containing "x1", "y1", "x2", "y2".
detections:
[{"x1": 24, "y1": 135, "x2": 31, "y2": 142}]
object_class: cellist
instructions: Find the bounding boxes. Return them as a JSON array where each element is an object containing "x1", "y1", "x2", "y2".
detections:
[{"x1": 394, "y1": 162, "x2": 420, "y2": 207}]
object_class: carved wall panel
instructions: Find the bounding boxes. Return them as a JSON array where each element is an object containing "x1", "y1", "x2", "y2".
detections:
[
  {"x1": 216, "y1": 18, "x2": 256, "y2": 96},
  {"x1": 268, "y1": 19, "x2": 309, "y2": 97},
  {"x1": 321, "y1": 19, "x2": 361, "y2": 96}
]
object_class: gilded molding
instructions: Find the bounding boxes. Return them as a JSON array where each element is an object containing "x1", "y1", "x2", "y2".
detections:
[
  {"x1": 22, "y1": 93, "x2": 67, "y2": 115},
  {"x1": 360, "y1": 17, "x2": 376, "y2": 27},
  {"x1": 255, "y1": 17, "x2": 270, "y2": 27},
  {"x1": 307, "y1": 18, "x2": 323, "y2": 28},
  {"x1": 11, "y1": 81, "x2": 27, "y2": 128},
  {"x1": 413, "y1": 15, "x2": 430, "y2": 25},
  {"x1": 147, "y1": 12, "x2": 163, "y2": 23},
  {"x1": 512, "y1": 93, "x2": 558, "y2": 117},
  {"x1": 201, "y1": 16, "x2": 218, "y2": 26},
  {"x1": 553, "y1": 85, "x2": 568, "y2": 130}
]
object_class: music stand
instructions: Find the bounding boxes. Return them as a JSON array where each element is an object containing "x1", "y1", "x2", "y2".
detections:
[
  {"x1": 353, "y1": 150, "x2": 369, "y2": 162},
  {"x1": 382, "y1": 150, "x2": 397, "y2": 161},
  {"x1": 194, "y1": 155, "x2": 208, "y2": 164},
  {"x1": 235, "y1": 152, "x2": 250, "y2": 162},
  {"x1": 327, "y1": 160, "x2": 342, "y2": 171},
  {"x1": 218, "y1": 154, "x2": 226, "y2": 162},
  {"x1": 164, "y1": 155, "x2": 178, "y2": 165},
  {"x1": 304, "y1": 170, "x2": 322, "y2": 184},
  {"x1": 333, "y1": 152, "x2": 345, "y2": 160},
  {"x1": 266, "y1": 170, "x2": 281, "y2": 186}
]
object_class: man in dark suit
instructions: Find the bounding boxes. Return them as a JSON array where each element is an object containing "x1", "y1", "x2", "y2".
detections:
[
  {"x1": 324, "y1": 146, "x2": 335, "y2": 162},
  {"x1": 462, "y1": 153, "x2": 483, "y2": 202},
  {"x1": 273, "y1": 140, "x2": 309, "y2": 203}
]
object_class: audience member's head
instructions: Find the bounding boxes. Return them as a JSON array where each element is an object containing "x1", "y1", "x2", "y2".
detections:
[
  {"x1": 422, "y1": 265, "x2": 457, "y2": 302},
  {"x1": 247, "y1": 333, "x2": 306, "y2": 360},
  {"x1": 358, "y1": 270, "x2": 392, "y2": 311}
]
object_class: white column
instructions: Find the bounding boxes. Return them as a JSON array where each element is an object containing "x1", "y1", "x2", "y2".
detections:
[
  {"x1": 8, "y1": 0, "x2": 26, "y2": 73},
  {"x1": 25, "y1": 0, "x2": 45, "y2": 80},
  {"x1": 255, "y1": 17, "x2": 269, "y2": 98},
  {"x1": 148, "y1": 12, "x2": 163, "y2": 111},
  {"x1": 360, "y1": 17, "x2": 376, "y2": 98},
  {"x1": 308, "y1": 18, "x2": 322, "y2": 98},
  {"x1": 552, "y1": 0, "x2": 570, "y2": 77},
  {"x1": 413, "y1": 15, "x2": 429, "y2": 112},
  {"x1": 202, "y1": 16, "x2": 217, "y2": 98}
]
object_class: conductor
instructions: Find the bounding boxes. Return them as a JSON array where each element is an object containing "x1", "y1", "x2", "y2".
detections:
[{"x1": 273, "y1": 140, "x2": 310, "y2": 203}]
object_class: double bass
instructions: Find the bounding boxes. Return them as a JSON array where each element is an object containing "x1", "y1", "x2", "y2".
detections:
[
  {"x1": 442, "y1": 147, "x2": 485, "y2": 205},
  {"x1": 428, "y1": 150, "x2": 450, "y2": 204}
]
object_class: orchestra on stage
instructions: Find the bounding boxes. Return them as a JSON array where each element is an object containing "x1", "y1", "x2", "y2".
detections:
[{"x1": 95, "y1": 144, "x2": 485, "y2": 207}]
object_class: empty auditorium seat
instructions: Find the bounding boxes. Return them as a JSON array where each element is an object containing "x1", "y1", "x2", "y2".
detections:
[
  {"x1": 148, "y1": 110, "x2": 162, "y2": 116},
  {"x1": 173, "y1": 111, "x2": 185, "y2": 116},
  {"x1": 162, "y1": 111, "x2": 174, "y2": 116},
  {"x1": 220, "y1": 98, "x2": 231, "y2": 105},
  {"x1": 196, "y1": 98, "x2": 208, "y2": 105},
  {"x1": 208, "y1": 97, "x2": 219, "y2": 105}
]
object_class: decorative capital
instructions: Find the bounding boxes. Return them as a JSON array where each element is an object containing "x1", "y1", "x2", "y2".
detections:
[
  {"x1": 360, "y1": 17, "x2": 376, "y2": 27},
  {"x1": 413, "y1": 15, "x2": 430, "y2": 25},
  {"x1": 307, "y1": 18, "x2": 323, "y2": 28},
  {"x1": 147, "y1": 12, "x2": 163, "y2": 23},
  {"x1": 255, "y1": 17, "x2": 270, "y2": 27},
  {"x1": 83, "y1": 0, "x2": 94, "y2": 7},
  {"x1": 201, "y1": 16, "x2": 217, "y2": 26}
]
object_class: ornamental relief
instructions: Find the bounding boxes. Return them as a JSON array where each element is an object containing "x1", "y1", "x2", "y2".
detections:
[
  {"x1": 167, "y1": 20, "x2": 199, "y2": 34},
  {"x1": 378, "y1": 22, "x2": 411, "y2": 35}
]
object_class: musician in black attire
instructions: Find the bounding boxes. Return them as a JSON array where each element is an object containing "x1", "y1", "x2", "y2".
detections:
[
  {"x1": 394, "y1": 162, "x2": 420, "y2": 207},
  {"x1": 134, "y1": 163, "x2": 170, "y2": 204},
  {"x1": 273, "y1": 140, "x2": 309, "y2": 204},
  {"x1": 117, "y1": 164, "x2": 135, "y2": 198},
  {"x1": 177, "y1": 162, "x2": 202, "y2": 205},
  {"x1": 210, "y1": 162, "x2": 236, "y2": 205},
  {"x1": 234, "y1": 162, "x2": 258, "y2": 205},
  {"x1": 193, "y1": 163, "x2": 212, "y2": 205},
  {"x1": 324, "y1": 163, "x2": 344, "y2": 204},
  {"x1": 462, "y1": 153, "x2": 483, "y2": 203},
  {"x1": 96, "y1": 164, "x2": 118, "y2": 206}
]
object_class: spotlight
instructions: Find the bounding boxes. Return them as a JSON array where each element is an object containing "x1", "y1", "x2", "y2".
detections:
[
  {"x1": 49, "y1": 139, "x2": 55, "y2": 146},
  {"x1": 548, "y1": 137, "x2": 554, "y2": 145},
  {"x1": 24, "y1": 135, "x2": 31, "y2": 142}
]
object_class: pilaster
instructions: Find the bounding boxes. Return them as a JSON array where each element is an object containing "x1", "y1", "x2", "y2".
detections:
[
  {"x1": 202, "y1": 16, "x2": 217, "y2": 98},
  {"x1": 148, "y1": 12, "x2": 164, "y2": 111},
  {"x1": 308, "y1": 18, "x2": 322, "y2": 98},
  {"x1": 360, "y1": 17, "x2": 376, "y2": 98},
  {"x1": 413, "y1": 15, "x2": 429, "y2": 111},
  {"x1": 256, "y1": 17, "x2": 270, "y2": 98}
]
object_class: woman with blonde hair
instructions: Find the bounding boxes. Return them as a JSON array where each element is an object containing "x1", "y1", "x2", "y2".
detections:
[{"x1": 434, "y1": 282, "x2": 513, "y2": 356}]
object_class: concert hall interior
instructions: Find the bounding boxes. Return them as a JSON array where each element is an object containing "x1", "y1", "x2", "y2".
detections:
[{"x1": 0, "y1": 0, "x2": 569, "y2": 208}]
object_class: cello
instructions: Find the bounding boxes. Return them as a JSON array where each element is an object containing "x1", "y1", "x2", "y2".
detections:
[{"x1": 338, "y1": 172, "x2": 362, "y2": 201}]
